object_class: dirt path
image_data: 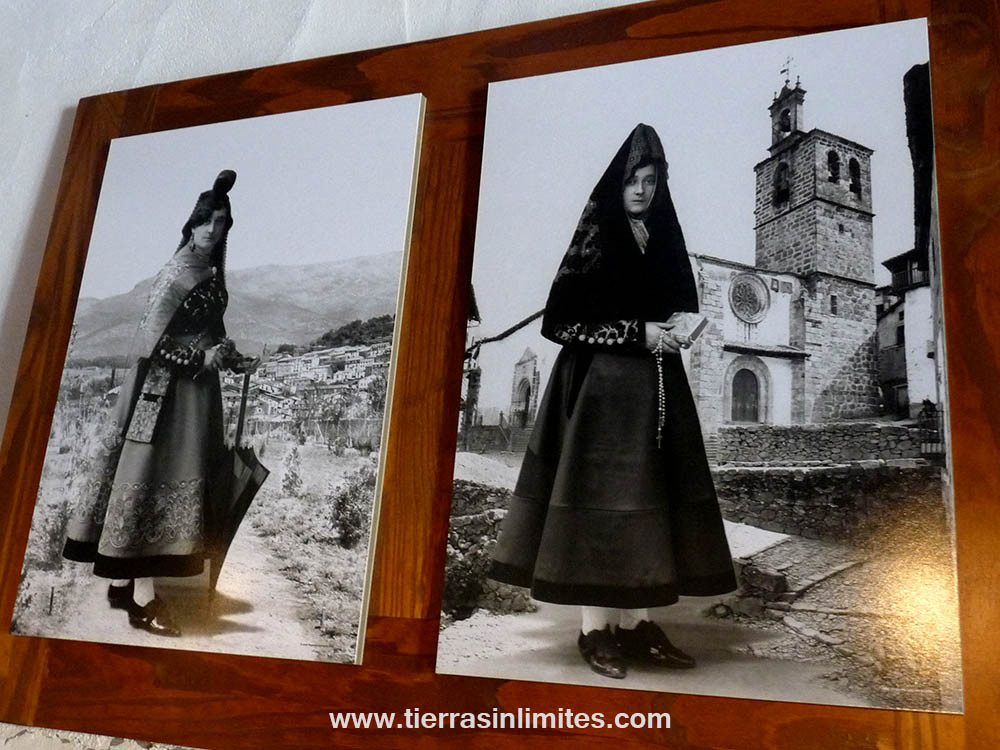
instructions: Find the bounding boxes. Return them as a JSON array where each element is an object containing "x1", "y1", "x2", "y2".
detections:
[
  {"x1": 437, "y1": 600, "x2": 871, "y2": 707},
  {"x1": 18, "y1": 523, "x2": 323, "y2": 662},
  {"x1": 443, "y1": 451, "x2": 873, "y2": 707}
]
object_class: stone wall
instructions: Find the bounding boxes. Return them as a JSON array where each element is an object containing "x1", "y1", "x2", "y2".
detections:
[
  {"x1": 754, "y1": 199, "x2": 819, "y2": 277},
  {"x1": 688, "y1": 259, "x2": 726, "y2": 430},
  {"x1": 443, "y1": 480, "x2": 532, "y2": 617},
  {"x1": 813, "y1": 200, "x2": 874, "y2": 282},
  {"x1": 718, "y1": 422, "x2": 923, "y2": 464},
  {"x1": 755, "y1": 132, "x2": 874, "y2": 284},
  {"x1": 751, "y1": 126, "x2": 880, "y2": 423},
  {"x1": 804, "y1": 276, "x2": 881, "y2": 421},
  {"x1": 811, "y1": 132, "x2": 875, "y2": 220},
  {"x1": 457, "y1": 425, "x2": 509, "y2": 453},
  {"x1": 444, "y1": 464, "x2": 944, "y2": 616},
  {"x1": 714, "y1": 462, "x2": 942, "y2": 541},
  {"x1": 754, "y1": 138, "x2": 816, "y2": 230}
]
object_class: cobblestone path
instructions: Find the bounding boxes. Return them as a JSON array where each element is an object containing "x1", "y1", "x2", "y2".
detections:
[{"x1": 732, "y1": 531, "x2": 963, "y2": 711}]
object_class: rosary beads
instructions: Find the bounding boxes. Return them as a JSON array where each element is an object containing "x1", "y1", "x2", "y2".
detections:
[{"x1": 654, "y1": 329, "x2": 667, "y2": 448}]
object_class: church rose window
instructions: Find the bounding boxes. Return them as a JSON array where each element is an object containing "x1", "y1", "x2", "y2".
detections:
[{"x1": 729, "y1": 273, "x2": 771, "y2": 324}]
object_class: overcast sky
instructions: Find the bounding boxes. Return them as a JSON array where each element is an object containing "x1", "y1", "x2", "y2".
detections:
[
  {"x1": 470, "y1": 19, "x2": 931, "y2": 412},
  {"x1": 80, "y1": 93, "x2": 424, "y2": 299}
]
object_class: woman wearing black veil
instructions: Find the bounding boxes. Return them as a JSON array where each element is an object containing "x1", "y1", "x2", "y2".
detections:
[
  {"x1": 489, "y1": 125, "x2": 737, "y2": 680},
  {"x1": 64, "y1": 170, "x2": 256, "y2": 637}
]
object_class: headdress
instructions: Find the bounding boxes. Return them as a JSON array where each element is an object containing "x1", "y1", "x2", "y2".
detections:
[
  {"x1": 541, "y1": 124, "x2": 698, "y2": 341},
  {"x1": 132, "y1": 170, "x2": 236, "y2": 359},
  {"x1": 178, "y1": 170, "x2": 237, "y2": 285}
]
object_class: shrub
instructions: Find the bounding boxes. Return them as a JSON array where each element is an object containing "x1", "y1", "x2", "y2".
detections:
[
  {"x1": 282, "y1": 445, "x2": 303, "y2": 497},
  {"x1": 332, "y1": 463, "x2": 376, "y2": 550}
]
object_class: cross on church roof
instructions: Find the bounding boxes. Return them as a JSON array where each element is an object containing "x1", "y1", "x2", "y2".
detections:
[{"x1": 780, "y1": 56, "x2": 794, "y2": 86}]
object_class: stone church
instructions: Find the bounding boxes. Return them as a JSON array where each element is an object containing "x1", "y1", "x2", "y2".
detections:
[
  {"x1": 687, "y1": 79, "x2": 881, "y2": 433},
  {"x1": 508, "y1": 80, "x2": 882, "y2": 434}
]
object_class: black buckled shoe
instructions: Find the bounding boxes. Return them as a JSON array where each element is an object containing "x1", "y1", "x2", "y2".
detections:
[
  {"x1": 578, "y1": 625, "x2": 627, "y2": 679},
  {"x1": 127, "y1": 596, "x2": 182, "y2": 637},
  {"x1": 616, "y1": 620, "x2": 696, "y2": 669},
  {"x1": 107, "y1": 580, "x2": 134, "y2": 610}
]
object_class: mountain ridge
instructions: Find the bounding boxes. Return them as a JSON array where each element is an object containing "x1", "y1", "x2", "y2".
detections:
[{"x1": 69, "y1": 251, "x2": 403, "y2": 361}]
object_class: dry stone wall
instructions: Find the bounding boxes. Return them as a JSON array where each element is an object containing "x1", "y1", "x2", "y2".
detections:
[
  {"x1": 443, "y1": 480, "x2": 533, "y2": 617},
  {"x1": 718, "y1": 422, "x2": 923, "y2": 464},
  {"x1": 713, "y1": 462, "x2": 941, "y2": 541}
]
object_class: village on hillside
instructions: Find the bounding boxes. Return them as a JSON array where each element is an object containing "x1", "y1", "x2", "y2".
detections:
[
  {"x1": 58, "y1": 315, "x2": 394, "y2": 452},
  {"x1": 221, "y1": 336, "x2": 392, "y2": 446}
]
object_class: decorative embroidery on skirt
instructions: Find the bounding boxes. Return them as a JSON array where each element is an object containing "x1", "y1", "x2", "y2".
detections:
[
  {"x1": 69, "y1": 418, "x2": 126, "y2": 529},
  {"x1": 99, "y1": 417, "x2": 127, "y2": 453},
  {"x1": 101, "y1": 477, "x2": 205, "y2": 553}
]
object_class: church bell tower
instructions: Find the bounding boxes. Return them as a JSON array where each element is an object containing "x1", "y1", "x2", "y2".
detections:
[
  {"x1": 752, "y1": 76, "x2": 880, "y2": 421},
  {"x1": 754, "y1": 78, "x2": 875, "y2": 284}
]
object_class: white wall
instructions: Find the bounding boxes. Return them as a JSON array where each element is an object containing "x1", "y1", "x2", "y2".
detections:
[
  {"x1": 0, "y1": 0, "x2": 636, "y2": 438},
  {"x1": 904, "y1": 284, "x2": 936, "y2": 412},
  {"x1": 718, "y1": 271, "x2": 799, "y2": 348}
]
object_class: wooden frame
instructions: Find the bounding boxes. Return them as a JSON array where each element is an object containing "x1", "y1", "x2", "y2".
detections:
[{"x1": 0, "y1": 0, "x2": 995, "y2": 746}]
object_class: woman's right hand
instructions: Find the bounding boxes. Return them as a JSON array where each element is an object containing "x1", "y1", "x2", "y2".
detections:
[{"x1": 645, "y1": 321, "x2": 684, "y2": 353}]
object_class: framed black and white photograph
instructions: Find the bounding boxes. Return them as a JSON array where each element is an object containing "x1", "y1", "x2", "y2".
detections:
[
  {"x1": 11, "y1": 92, "x2": 425, "y2": 664},
  {"x1": 437, "y1": 19, "x2": 963, "y2": 711}
]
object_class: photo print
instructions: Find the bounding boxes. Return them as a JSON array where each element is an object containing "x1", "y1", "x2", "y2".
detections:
[
  {"x1": 12, "y1": 93, "x2": 425, "y2": 664},
  {"x1": 438, "y1": 19, "x2": 964, "y2": 711}
]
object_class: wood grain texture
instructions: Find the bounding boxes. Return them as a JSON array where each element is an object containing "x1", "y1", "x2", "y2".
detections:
[
  {"x1": 927, "y1": 3, "x2": 1000, "y2": 750},
  {"x1": 0, "y1": 0, "x2": 996, "y2": 747}
]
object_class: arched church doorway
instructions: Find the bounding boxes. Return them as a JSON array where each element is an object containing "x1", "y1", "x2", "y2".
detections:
[
  {"x1": 731, "y1": 368, "x2": 760, "y2": 422},
  {"x1": 513, "y1": 378, "x2": 532, "y2": 427}
]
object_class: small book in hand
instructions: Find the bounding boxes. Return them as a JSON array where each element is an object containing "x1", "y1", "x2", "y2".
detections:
[{"x1": 666, "y1": 312, "x2": 709, "y2": 346}]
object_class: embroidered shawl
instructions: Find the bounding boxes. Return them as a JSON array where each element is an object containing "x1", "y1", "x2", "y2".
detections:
[{"x1": 134, "y1": 245, "x2": 224, "y2": 361}]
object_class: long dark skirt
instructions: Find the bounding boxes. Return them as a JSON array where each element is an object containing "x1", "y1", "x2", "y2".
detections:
[
  {"x1": 63, "y1": 362, "x2": 224, "y2": 579},
  {"x1": 489, "y1": 346, "x2": 737, "y2": 608}
]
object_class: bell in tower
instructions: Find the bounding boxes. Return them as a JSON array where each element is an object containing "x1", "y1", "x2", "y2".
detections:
[
  {"x1": 755, "y1": 75, "x2": 874, "y2": 284},
  {"x1": 769, "y1": 74, "x2": 807, "y2": 148}
]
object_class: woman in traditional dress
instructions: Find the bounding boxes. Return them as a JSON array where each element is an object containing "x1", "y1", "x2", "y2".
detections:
[
  {"x1": 64, "y1": 170, "x2": 253, "y2": 637},
  {"x1": 488, "y1": 124, "x2": 737, "y2": 680}
]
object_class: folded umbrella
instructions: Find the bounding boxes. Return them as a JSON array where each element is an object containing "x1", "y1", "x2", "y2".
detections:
[{"x1": 206, "y1": 370, "x2": 269, "y2": 593}]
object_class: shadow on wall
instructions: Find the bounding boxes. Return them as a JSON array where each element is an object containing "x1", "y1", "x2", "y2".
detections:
[{"x1": 813, "y1": 333, "x2": 882, "y2": 421}]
